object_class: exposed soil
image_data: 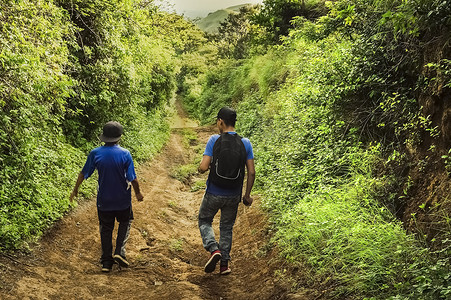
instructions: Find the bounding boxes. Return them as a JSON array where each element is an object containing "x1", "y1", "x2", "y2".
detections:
[
  {"x1": 0, "y1": 105, "x2": 310, "y2": 300},
  {"x1": 400, "y1": 86, "x2": 451, "y2": 247}
]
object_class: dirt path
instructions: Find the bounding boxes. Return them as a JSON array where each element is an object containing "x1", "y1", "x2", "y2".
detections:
[{"x1": 0, "y1": 105, "x2": 293, "y2": 300}]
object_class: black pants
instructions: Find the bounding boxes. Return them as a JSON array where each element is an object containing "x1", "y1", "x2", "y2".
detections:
[{"x1": 97, "y1": 207, "x2": 134, "y2": 264}]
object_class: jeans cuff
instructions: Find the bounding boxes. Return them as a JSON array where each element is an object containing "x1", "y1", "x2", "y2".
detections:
[{"x1": 207, "y1": 244, "x2": 219, "y2": 253}]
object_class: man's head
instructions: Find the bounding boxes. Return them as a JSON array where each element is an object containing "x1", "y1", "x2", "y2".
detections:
[
  {"x1": 100, "y1": 121, "x2": 123, "y2": 144},
  {"x1": 216, "y1": 107, "x2": 237, "y2": 132}
]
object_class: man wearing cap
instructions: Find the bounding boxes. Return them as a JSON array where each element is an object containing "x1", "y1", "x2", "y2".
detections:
[
  {"x1": 197, "y1": 107, "x2": 256, "y2": 275},
  {"x1": 70, "y1": 121, "x2": 144, "y2": 272}
]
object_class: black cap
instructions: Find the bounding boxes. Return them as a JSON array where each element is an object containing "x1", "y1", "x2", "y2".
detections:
[
  {"x1": 217, "y1": 107, "x2": 237, "y2": 122},
  {"x1": 100, "y1": 121, "x2": 123, "y2": 143}
]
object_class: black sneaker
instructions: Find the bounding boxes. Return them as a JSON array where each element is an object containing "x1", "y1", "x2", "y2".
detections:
[
  {"x1": 204, "y1": 250, "x2": 221, "y2": 273},
  {"x1": 101, "y1": 261, "x2": 113, "y2": 273},
  {"x1": 113, "y1": 254, "x2": 129, "y2": 268},
  {"x1": 220, "y1": 262, "x2": 231, "y2": 275}
]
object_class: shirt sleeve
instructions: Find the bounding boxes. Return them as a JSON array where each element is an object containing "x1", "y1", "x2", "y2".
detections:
[
  {"x1": 125, "y1": 151, "x2": 137, "y2": 182},
  {"x1": 203, "y1": 135, "x2": 219, "y2": 157},
  {"x1": 81, "y1": 151, "x2": 96, "y2": 179},
  {"x1": 242, "y1": 138, "x2": 254, "y2": 160}
]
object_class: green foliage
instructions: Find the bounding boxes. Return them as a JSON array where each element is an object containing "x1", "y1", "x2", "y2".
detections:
[
  {"x1": 253, "y1": 0, "x2": 328, "y2": 43},
  {"x1": 120, "y1": 107, "x2": 170, "y2": 162},
  {"x1": 186, "y1": 3, "x2": 451, "y2": 297},
  {"x1": 394, "y1": 243, "x2": 451, "y2": 300},
  {"x1": 184, "y1": 48, "x2": 292, "y2": 123},
  {"x1": 170, "y1": 129, "x2": 202, "y2": 182},
  {"x1": 190, "y1": 179, "x2": 206, "y2": 192},
  {"x1": 174, "y1": 20, "x2": 218, "y2": 116},
  {"x1": 0, "y1": 0, "x2": 194, "y2": 250},
  {"x1": 58, "y1": 0, "x2": 176, "y2": 148},
  {"x1": 170, "y1": 163, "x2": 198, "y2": 183},
  {"x1": 441, "y1": 148, "x2": 451, "y2": 175},
  {"x1": 213, "y1": 5, "x2": 261, "y2": 59},
  {"x1": 169, "y1": 238, "x2": 184, "y2": 252},
  {"x1": 426, "y1": 59, "x2": 451, "y2": 90},
  {"x1": 232, "y1": 36, "x2": 415, "y2": 298},
  {"x1": 178, "y1": 128, "x2": 198, "y2": 148},
  {"x1": 322, "y1": 0, "x2": 451, "y2": 145},
  {"x1": 0, "y1": 0, "x2": 81, "y2": 249}
]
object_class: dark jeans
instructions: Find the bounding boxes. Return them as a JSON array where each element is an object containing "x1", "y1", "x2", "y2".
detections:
[
  {"x1": 97, "y1": 206, "x2": 133, "y2": 264},
  {"x1": 198, "y1": 192, "x2": 240, "y2": 262}
]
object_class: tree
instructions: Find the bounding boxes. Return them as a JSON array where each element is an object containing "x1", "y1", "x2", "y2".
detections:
[
  {"x1": 214, "y1": 5, "x2": 261, "y2": 59},
  {"x1": 253, "y1": 0, "x2": 327, "y2": 43}
]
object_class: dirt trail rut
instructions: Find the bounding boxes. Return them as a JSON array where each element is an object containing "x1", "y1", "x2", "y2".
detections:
[{"x1": 0, "y1": 106, "x2": 293, "y2": 300}]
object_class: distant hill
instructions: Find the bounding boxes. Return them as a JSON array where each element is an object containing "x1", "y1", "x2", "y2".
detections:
[{"x1": 195, "y1": 4, "x2": 251, "y2": 34}]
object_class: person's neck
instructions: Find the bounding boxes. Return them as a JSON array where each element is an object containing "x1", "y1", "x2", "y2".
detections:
[
  {"x1": 220, "y1": 127, "x2": 235, "y2": 134},
  {"x1": 104, "y1": 142, "x2": 118, "y2": 146}
]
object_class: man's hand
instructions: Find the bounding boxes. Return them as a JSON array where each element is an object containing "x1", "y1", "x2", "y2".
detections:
[
  {"x1": 69, "y1": 190, "x2": 78, "y2": 203},
  {"x1": 244, "y1": 159, "x2": 255, "y2": 206},
  {"x1": 136, "y1": 192, "x2": 144, "y2": 202},
  {"x1": 70, "y1": 173, "x2": 85, "y2": 204},
  {"x1": 131, "y1": 179, "x2": 143, "y2": 202},
  {"x1": 243, "y1": 195, "x2": 253, "y2": 206}
]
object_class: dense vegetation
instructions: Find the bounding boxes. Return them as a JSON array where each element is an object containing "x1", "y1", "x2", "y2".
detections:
[
  {"x1": 0, "y1": 0, "x2": 202, "y2": 250},
  {"x1": 181, "y1": 0, "x2": 451, "y2": 299},
  {"x1": 2, "y1": 0, "x2": 451, "y2": 298}
]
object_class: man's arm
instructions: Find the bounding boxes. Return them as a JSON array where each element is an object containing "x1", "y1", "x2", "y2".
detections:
[
  {"x1": 243, "y1": 159, "x2": 256, "y2": 206},
  {"x1": 131, "y1": 179, "x2": 144, "y2": 202},
  {"x1": 70, "y1": 172, "x2": 85, "y2": 202},
  {"x1": 198, "y1": 155, "x2": 211, "y2": 174}
]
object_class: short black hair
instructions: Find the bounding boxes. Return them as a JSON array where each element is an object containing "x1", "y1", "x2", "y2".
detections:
[
  {"x1": 217, "y1": 107, "x2": 237, "y2": 127},
  {"x1": 220, "y1": 117, "x2": 236, "y2": 127}
]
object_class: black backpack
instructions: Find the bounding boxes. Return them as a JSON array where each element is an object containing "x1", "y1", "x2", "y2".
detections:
[{"x1": 209, "y1": 133, "x2": 247, "y2": 189}]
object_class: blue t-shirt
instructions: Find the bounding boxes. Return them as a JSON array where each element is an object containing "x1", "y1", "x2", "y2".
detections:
[
  {"x1": 82, "y1": 145, "x2": 137, "y2": 211},
  {"x1": 204, "y1": 132, "x2": 254, "y2": 196}
]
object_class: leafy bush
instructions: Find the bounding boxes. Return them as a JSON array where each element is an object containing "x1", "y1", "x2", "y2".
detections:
[
  {"x1": 252, "y1": 0, "x2": 328, "y2": 42},
  {"x1": 184, "y1": 48, "x2": 292, "y2": 123},
  {"x1": 187, "y1": 8, "x2": 450, "y2": 298},
  {"x1": 0, "y1": 0, "x2": 81, "y2": 249},
  {"x1": 57, "y1": 0, "x2": 176, "y2": 149},
  {"x1": 0, "y1": 0, "x2": 192, "y2": 250}
]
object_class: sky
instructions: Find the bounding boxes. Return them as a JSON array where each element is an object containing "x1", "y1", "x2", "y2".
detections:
[{"x1": 159, "y1": 0, "x2": 264, "y2": 18}]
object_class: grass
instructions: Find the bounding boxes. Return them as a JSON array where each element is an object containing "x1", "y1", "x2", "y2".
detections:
[
  {"x1": 190, "y1": 179, "x2": 206, "y2": 192},
  {"x1": 167, "y1": 201, "x2": 178, "y2": 209},
  {"x1": 183, "y1": 13, "x2": 451, "y2": 298},
  {"x1": 170, "y1": 128, "x2": 203, "y2": 182},
  {"x1": 169, "y1": 238, "x2": 184, "y2": 252},
  {"x1": 170, "y1": 163, "x2": 199, "y2": 182},
  {"x1": 179, "y1": 128, "x2": 198, "y2": 148},
  {"x1": 263, "y1": 165, "x2": 450, "y2": 299}
]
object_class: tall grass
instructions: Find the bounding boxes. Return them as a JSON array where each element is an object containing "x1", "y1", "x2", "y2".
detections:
[{"x1": 187, "y1": 18, "x2": 450, "y2": 298}]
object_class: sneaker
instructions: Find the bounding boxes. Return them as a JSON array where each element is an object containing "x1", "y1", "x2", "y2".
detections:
[
  {"x1": 219, "y1": 263, "x2": 231, "y2": 275},
  {"x1": 204, "y1": 250, "x2": 222, "y2": 273},
  {"x1": 113, "y1": 254, "x2": 129, "y2": 268},
  {"x1": 101, "y1": 261, "x2": 113, "y2": 273}
]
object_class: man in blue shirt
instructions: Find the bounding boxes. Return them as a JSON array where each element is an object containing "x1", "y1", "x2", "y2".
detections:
[
  {"x1": 198, "y1": 107, "x2": 256, "y2": 275},
  {"x1": 70, "y1": 121, "x2": 144, "y2": 272}
]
